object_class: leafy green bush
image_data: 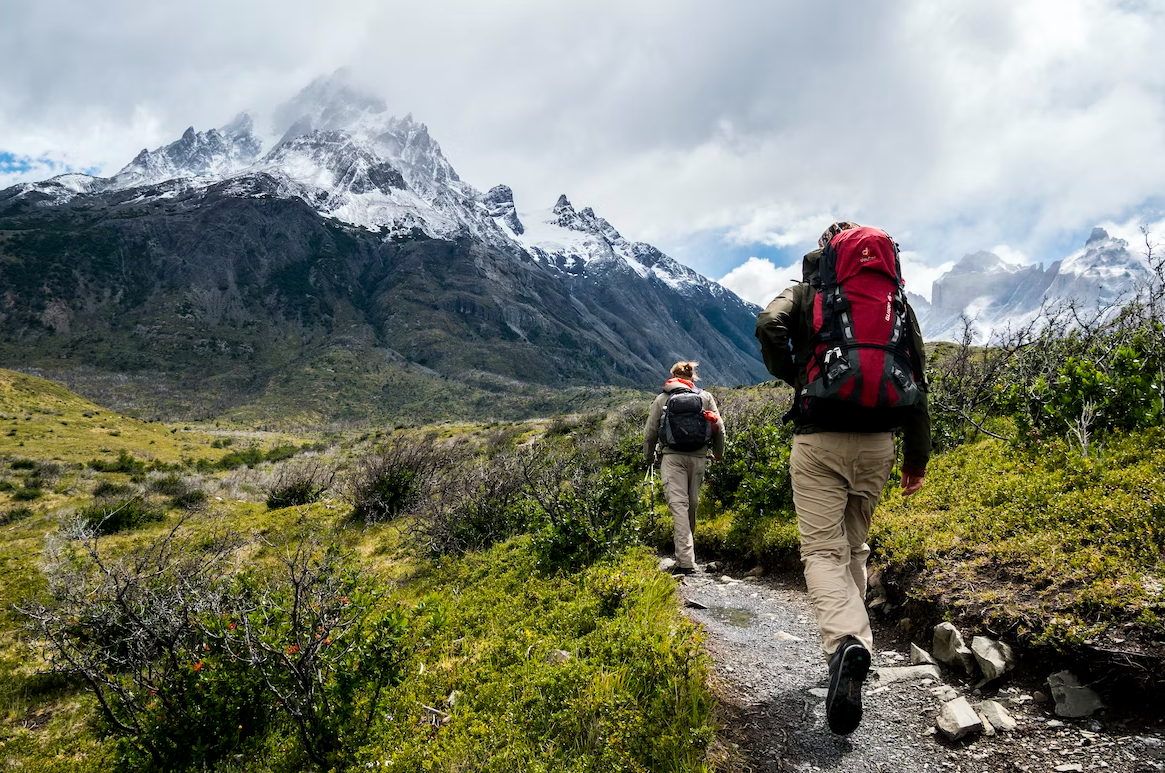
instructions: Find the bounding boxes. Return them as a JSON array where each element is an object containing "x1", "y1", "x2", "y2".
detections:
[
  {"x1": 78, "y1": 494, "x2": 164, "y2": 534},
  {"x1": 9, "y1": 458, "x2": 36, "y2": 470},
  {"x1": 88, "y1": 450, "x2": 146, "y2": 475},
  {"x1": 11, "y1": 486, "x2": 43, "y2": 502},
  {"x1": 93, "y1": 480, "x2": 135, "y2": 498},
  {"x1": 170, "y1": 488, "x2": 208, "y2": 511},
  {"x1": 525, "y1": 434, "x2": 647, "y2": 572},
  {"x1": 0, "y1": 506, "x2": 34, "y2": 526}
]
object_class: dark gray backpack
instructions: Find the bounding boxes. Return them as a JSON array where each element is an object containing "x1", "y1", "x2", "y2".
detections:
[{"x1": 659, "y1": 387, "x2": 711, "y2": 451}]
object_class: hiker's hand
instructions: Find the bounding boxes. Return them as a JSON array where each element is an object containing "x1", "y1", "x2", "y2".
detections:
[{"x1": 900, "y1": 470, "x2": 925, "y2": 497}]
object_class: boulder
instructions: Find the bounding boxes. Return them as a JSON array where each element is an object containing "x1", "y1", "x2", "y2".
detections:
[
  {"x1": 546, "y1": 649, "x2": 572, "y2": 665},
  {"x1": 933, "y1": 622, "x2": 977, "y2": 675},
  {"x1": 658, "y1": 557, "x2": 677, "y2": 572},
  {"x1": 971, "y1": 636, "x2": 1016, "y2": 681},
  {"x1": 936, "y1": 696, "x2": 983, "y2": 741},
  {"x1": 911, "y1": 643, "x2": 938, "y2": 666},
  {"x1": 874, "y1": 665, "x2": 942, "y2": 684},
  {"x1": 976, "y1": 700, "x2": 1018, "y2": 732},
  {"x1": 1047, "y1": 671, "x2": 1104, "y2": 718},
  {"x1": 930, "y1": 685, "x2": 958, "y2": 701}
]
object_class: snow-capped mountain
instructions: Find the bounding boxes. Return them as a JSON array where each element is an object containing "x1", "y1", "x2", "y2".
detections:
[
  {"x1": 0, "y1": 71, "x2": 768, "y2": 419},
  {"x1": 914, "y1": 228, "x2": 1156, "y2": 341},
  {"x1": 9, "y1": 69, "x2": 728, "y2": 302}
]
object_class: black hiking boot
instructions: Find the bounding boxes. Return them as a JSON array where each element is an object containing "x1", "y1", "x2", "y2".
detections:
[{"x1": 825, "y1": 636, "x2": 870, "y2": 735}]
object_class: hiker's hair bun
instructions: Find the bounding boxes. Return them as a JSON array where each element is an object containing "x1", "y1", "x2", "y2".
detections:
[{"x1": 670, "y1": 361, "x2": 698, "y2": 380}]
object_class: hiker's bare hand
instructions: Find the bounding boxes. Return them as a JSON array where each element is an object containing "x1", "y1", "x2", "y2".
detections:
[{"x1": 900, "y1": 471, "x2": 924, "y2": 497}]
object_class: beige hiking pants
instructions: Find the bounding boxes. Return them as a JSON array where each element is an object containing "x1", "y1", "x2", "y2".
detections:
[
  {"x1": 790, "y1": 432, "x2": 896, "y2": 656},
  {"x1": 661, "y1": 453, "x2": 707, "y2": 569}
]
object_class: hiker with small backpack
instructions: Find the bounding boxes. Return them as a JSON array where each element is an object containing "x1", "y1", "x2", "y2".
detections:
[
  {"x1": 755, "y1": 221, "x2": 931, "y2": 736},
  {"x1": 643, "y1": 361, "x2": 725, "y2": 575}
]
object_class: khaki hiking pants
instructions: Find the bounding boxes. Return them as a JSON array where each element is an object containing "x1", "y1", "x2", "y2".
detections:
[
  {"x1": 790, "y1": 432, "x2": 896, "y2": 657},
  {"x1": 661, "y1": 453, "x2": 707, "y2": 569}
]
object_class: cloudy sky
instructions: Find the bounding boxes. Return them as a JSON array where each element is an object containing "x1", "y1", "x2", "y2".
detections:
[{"x1": 3, "y1": 0, "x2": 1164, "y2": 304}]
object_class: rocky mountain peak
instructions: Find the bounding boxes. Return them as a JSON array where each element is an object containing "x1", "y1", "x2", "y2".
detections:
[
  {"x1": 482, "y1": 184, "x2": 523, "y2": 234},
  {"x1": 1087, "y1": 227, "x2": 1110, "y2": 245}
]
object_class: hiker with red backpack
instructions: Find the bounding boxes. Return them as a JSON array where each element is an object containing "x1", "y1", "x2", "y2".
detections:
[
  {"x1": 756, "y1": 221, "x2": 931, "y2": 736},
  {"x1": 643, "y1": 361, "x2": 726, "y2": 575}
]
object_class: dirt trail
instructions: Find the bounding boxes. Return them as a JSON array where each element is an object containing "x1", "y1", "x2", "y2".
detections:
[{"x1": 677, "y1": 567, "x2": 1165, "y2": 773}]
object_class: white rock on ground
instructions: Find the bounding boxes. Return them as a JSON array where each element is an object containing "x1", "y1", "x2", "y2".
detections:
[
  {"x1": 976, "y1": 710, "x2": 997, "y2": 736},
  {"x1": 933, "y1": 622, "x2": 977, "y2": 675},
  {"x1": 874, "y1": 665, "x2": 942, "y2": 684},
  {"x1": 911, "y1": 643, "x2": 938, "y2": 666},
  {"x1": 936, "y1": 696, "x2": 983, "y2": 741},
  {"x1": 976, "y1": 699, "x2": 1018, "y2": 732},
  {"x1": 930, "y1": 685, "x2": 958, "y2": 701},
  {"x1": 658, "y1": 557, "x2": 677, "y2": 572},
  {"x1": 971, "y1": 635, "x2": 1016, "y2": 681},
  {"x1": 1047, "y1": 670, "x2": 1105, "y2": 718},
  {"x1": 773, "y1": 631, "x2": 803, "y2": 642},
  {"x1": 546, "y1": 649, "x2": 572, "y2": 665}
]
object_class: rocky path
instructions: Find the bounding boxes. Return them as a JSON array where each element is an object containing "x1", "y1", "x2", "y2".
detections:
[{"x1": 673, "y1": 565, "x2": 1165, "y2": 773}]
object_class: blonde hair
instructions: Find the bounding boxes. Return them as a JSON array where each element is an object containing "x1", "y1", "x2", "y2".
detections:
[{"x1": 670, "y1": 361, "x2": 699, "y2": 381}]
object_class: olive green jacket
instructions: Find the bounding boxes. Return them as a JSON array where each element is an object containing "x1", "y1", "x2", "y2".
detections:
[{"x1": 755, "y1": 267, "x2": 932, "y2": 475}]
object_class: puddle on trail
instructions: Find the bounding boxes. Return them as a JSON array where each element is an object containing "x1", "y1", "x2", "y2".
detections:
[{"x1": 703, "y1": 606, "x2": 757, "y2": 628}]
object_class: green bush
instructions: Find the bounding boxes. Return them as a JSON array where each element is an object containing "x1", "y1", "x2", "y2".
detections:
[
  {"x1": 23, "y1": 528, "x2": 411, "y2": 772},
  {"x1": 346, "y1": 441, "x2": 449, "y2": 524},
  {"x1": 88, "y1": 450, "x2": 146, "y2": 475},
  {"x1": 93, "y1": 480, "x2": 135, "y2": 498},
  {"x1": 0, "y1": 506, "x2": 34, "y2": 526},
  {"x1": 12, "y1": 487, "x2": 43, "y2": 502},
  {"x1": 170, "y1": 488, "x2": 208, "y2": 511},
  {"x1": 78, "y1": 495, "x2": 164, "y2": 534},
  {"x1": 265, "y1": 460, "x2": 336, "y2": 510},
  {"x1": 9, "y1": 458, "x2": 36, "y2": 470}
]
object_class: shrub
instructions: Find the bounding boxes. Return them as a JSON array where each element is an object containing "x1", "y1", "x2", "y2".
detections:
[
  {"x1": 9, "y1": 458, "x2": 36, "y2": 470},
  {"x1": 170, "y1": 488, "x2": 208, "y2": 511},
  {"x1": 88, "y1": 450, "x2": 146, "y2": 475},
  {"x1": 147, "y1": 472, "x2": 186, "y2": 496},
  {"x1": 265, "y1": 460, "x2": 337, "y2": 510},
  {"x1": 93, "y1": 480, "x2": 135, "y2": 498},
  {"x1": 0, "y1": 506, "x2": 34, "y2": 526},
  {"x1": 345, "y1": 440, "x2": 451, "y2": 524},
  {"x1": 12, "y1": 487, "x2": 43, "y2": 502},
  {"x1": 78, "y1": 494, "x2": 164, "y2": 534},
  {"x1": 523, "y1": 433, "x2": 647, "y2": 572},
  {"x1": 420, "y1": 452, "x2": 529, "y2": 554},
  {"x1": 20, "y1": 525, "x2": 409, "y2": 772},
  {"x1": 705, "y1": 388, "x2": 794, "y2": 516}
]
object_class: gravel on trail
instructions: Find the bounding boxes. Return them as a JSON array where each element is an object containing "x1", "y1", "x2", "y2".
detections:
[{"x1": 675, "y1": 565, "x2": 1165, "y2": 773}]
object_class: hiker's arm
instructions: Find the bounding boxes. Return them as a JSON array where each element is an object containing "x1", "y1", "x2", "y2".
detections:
[
  {"x1": 900, "y1": 304, "x2": 931, "y2": 495},
  {"x1": 755, "y1": 286, "x2": 801, "y2": 387},
  {"x1": 643, "y1": 395, "x2": 663, "y2": 465}
]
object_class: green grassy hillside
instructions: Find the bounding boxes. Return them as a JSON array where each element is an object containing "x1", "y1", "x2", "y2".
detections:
[{"x1": 0, "y1": 373, "x2": 716, "y2": 772}]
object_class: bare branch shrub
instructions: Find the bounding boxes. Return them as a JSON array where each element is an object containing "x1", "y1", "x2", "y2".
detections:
[
  {"x1": 19, "y1": 519, "x2": 409, "y2": 771},
  {"x1": 344, "y1": 438, "x2": 453, "y2": 524},
  {"x1": 264, "y1": 458, "x2": 338, "y2": 510}
]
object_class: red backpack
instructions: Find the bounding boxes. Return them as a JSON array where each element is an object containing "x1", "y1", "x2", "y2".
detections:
[{"x1": 795, "y1": 226, "x2": 923, "y2": 431}]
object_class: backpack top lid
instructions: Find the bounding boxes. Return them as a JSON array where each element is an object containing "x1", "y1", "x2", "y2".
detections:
[{"x1": 824, "y1": 226, "x2": 902, "y2": 287}]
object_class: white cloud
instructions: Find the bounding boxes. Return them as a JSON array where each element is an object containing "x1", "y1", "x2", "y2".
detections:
[
  {"x1": 718, "y1": 257, "x2": 800, "y2": 308},
  {"x1": 0, "y1": 0, "x2": 1163, "y2": 280}
]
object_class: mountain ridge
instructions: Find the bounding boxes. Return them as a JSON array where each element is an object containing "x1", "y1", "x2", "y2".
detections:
[{"x1": 0, "y1": 72, "x2": 767, "y2": 423}]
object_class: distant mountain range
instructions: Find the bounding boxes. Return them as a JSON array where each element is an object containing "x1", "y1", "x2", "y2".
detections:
[
  {"x1": 912, "y1": 227, "x2": 1156, "y2": 342},
  {"x1": 0, "y1": 71, "x2": 767, "y2": 424}
]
